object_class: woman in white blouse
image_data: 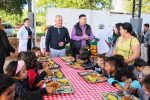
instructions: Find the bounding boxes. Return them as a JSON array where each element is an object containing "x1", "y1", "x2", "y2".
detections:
[{"x1": 17, "y1": 18, "x2": 33, "y2": 52}]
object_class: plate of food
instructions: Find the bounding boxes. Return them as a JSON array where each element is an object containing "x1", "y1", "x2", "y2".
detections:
[
  {"x1": 78, "y1": 71, "x2": 107, "y2": 83},
  {"x1": 101, "y1": 91, "x2": 139, "y2": 100},
  {"x1": 46, "y1": 79, "x2": 74, "y2": 94},
  {"x1": 43, "y1": 60, "x2": 60, "y2": 69},
  {"x1": 71, "y1": 62, "x2": 84, "y2": 69},
  {"x1": 46, "y1": 69, "x2": 65, "y2": 79},
  {"x1": 61, "y1": 56, "x2": 75, "y2": 62},
  {"x1": 101, "y1": 92, "x2": 119, "y2": 100}
]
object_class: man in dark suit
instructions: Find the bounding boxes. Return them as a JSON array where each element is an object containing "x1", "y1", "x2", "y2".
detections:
[{"x1": 0, "y1": 19, "x2": 15, "y2": 73}]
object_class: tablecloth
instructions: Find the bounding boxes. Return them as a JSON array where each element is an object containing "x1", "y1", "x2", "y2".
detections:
[{"x1": 43, "y1": 57, "x2": 118, "y2": 100}]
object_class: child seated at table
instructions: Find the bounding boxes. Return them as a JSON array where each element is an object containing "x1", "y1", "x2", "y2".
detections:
[
  {"x1": 129, "y1": 74, "x2": 150, "y2": 100},
  {"x1": 133, "y1": 58, "x2": 146, "y2": 83},
  {"x1": 93, "y1": 54, "x2": 106, "y2": 74},
  {"x1": 80, "y1": 50, "x2": 94, "y2": 70},
  {"x1": 5, "y1": 60, "x2": 56, "y2": 98},
  {"x1": 105, "y1": 56, "x2": 121, "y2": 78},
  {"x1": 108, "y1": 67, "x2": 141, "y2": 91},
  {"x1": 20, "y1": 51, "x2": 50, "y2": 90},
  {"x1": 0, "y1": 74, "x2": 15, "y2": 100},
  {"x1": 32, "y1": 47, "x2": 43, "y2": 57},
  {"x1": 17, "y1": 51, "x2": 27, "y2": 60}
]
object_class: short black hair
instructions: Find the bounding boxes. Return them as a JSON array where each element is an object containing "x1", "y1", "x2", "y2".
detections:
[
  {"x1": 0, "y1": 74, "x2": 14, "y2": 95},
  {"x1": 80, "y1": 50, "x2": 91, "y2": 61},
  {"x1": 97, "y1": 54, "x2": 105, "y2": 60},
  {"x1": 105, "y1": 56, "x2": 127, "y2": 70},
  {"x1": 23, "y1": 51, "x2": 37, "y2": 70},
  {"x1": 17, "y1": 52, "x2": 27, "y2": 60},
  {"x1": 134, "y1": 58, "x2": 146, "y2": 67},
  {"x1": 79, "y1": 14, "x2": 86, "y2": 19},
  {"x1": 143, "y1": 74, "x2": 150, "y2": 89},
  {"x1": 144, "y1": 23, "x2": 149, "y2": 28},
  {"x1": 105, "y1": 57, "x2": 119, "y2": 70},
  {"x1": 121, "y1": 22, "x2": 133, "y2": 34},
  {"x1": 5, "y1": 61, "x2": 18, "y2": 77},
  {"x1": 23, "y1": 18, "x2": 30, "y2": 23},
  {"x1": 32, "y1": 47, "x2": 41, "y2": 52},
  {"x1": 115, "y1": 67, "x2": 136, "y2": 82},
  {"x1": 113, "y1": 54, "x2": 124, "y2": 62},
  {"x1": 115, "y1": 23, "x2": 122, "y2": 32}
]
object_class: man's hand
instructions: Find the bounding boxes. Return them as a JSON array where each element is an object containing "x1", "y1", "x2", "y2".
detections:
[
  {"x1": 59, "y1": 42, "x2": 64, "y2": 47},
  {"x1": 83, "y1": 35, "x2": 89, "y2": 40},
  {"x1": 27, "y1": 36, "x2": 31, "y2": 39}
]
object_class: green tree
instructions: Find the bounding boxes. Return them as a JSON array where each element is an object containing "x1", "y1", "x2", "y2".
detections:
[
  {"x1": 0, "y1": 0, "x2": 27, "y2": 15},
  {"x1": 125, "y1": 0, "x2": 150, "y2": 13},
  {"x1": 35, "y1": 0, "x2": 112, "y2": 27}
]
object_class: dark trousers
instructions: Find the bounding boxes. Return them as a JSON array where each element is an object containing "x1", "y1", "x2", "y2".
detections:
[
  {"x1": 0, "y1": 57, "x2": 5, "y2": 73},
  {"x1": 147, "y1": 45, "x2": 150, "y2": 65}
]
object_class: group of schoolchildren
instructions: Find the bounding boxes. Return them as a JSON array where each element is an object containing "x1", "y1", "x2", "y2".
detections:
[
  {"x1": 0, "y1": 47, "x2": 58, "y2": 100},
  {"x1": 0, "y1": 46, "x2": 150, "y2": 100},
  {"x1": 76, "y1": 45, "x2": 150, "y2": 100}
]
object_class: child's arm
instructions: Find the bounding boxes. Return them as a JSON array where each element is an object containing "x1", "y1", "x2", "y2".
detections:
[
  {"x1": 35, "y1": 80, "x2": 44, "y2": 87},
  {"x1": 108, "y1": 78, "x2": 124, "y2": 90},
  {"x1": 113, "y1": 83, "x2": 125, "y2": 90}
]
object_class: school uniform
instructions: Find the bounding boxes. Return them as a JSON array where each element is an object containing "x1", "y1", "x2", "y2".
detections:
[
  {"x1": 14, "y1": 78, "x2": 47, "y2": 98},
  {"x1": 83, "y1": 60, "x2": 95, "y2": 70}
]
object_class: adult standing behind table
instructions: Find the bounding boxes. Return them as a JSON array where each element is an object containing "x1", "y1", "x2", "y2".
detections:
[
  {"x1": 144, "y1": 24, "x2": 150, "y2": 65},
  {"x1": 140, "y1": 23, "x2": 149, "y2": 62},
  {"x1": 17, "y1": 18, "x2": 34, "y2": 52},
  {"x1": 94, "y1": 24, "x2": 110, "y2": 55},
  {"x1": 45, "y1": 15, "x2": 70, "y2": 58},
  {"x1": 71, "y1": 14, "x2": 94, "y2": 58},
  {"x1": 0, "y1": 18, "x2": 15, "y2": 73},
  {"x1": 113, "y1": 22, "x2": 140, "y2": 70}
]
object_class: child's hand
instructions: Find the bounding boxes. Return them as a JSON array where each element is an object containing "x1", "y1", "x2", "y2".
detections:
[
  {"x1": 46, "y1": 86, "x2": 57, "y2": 93},
  {"x1": 36, "y1": 80, "x2": 45, "y2": 87},
  {"x1": 43, "y1": 65, "x2": 50, "y2": 74},
  {"x1": 124, "y1": 78, "x2": 132, "y2": 90},
  {"x1": 129, "y1": 88, "x2": 137, "y2": 95},
  {"x1": 124, "y1": 84, "x2": 130, "y2": 90}
]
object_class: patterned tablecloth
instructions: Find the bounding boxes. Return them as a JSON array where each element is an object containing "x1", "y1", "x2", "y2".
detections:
[{"x1": 43, "y1": 57, "x2": 118, "y2": 100}]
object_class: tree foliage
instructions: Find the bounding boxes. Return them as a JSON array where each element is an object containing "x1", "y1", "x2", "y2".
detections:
[
  {"x1": 36, "y1": 0, "x2": 112, "y2": 27},
  {"x1": 125, "y1": 0, "x2": 150, "y2": 13},
  {"x1": 36, "y1": 0, "x2": 112, "y2": 13},
  {"x1": 0, "y1": 0, "x2": 27, "y2": 15}
]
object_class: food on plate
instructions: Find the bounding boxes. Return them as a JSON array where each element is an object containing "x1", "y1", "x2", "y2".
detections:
[
  {"x1": 59, "y1": 79, "x2": 69, "y2": 86},
  {"x1": 62, "y1": 57, "x2": 75, "y2": 62},
  {"x1": 68, "y1": 56, "x2": 75, "y2": 61},
  {"x1": 116, "y1": 90, "x2": 125, "y2": 96},
  {"x1": 107, "y1": 94, "x2": 118, "y2": 100},
  {"x1": 72, "y1": 62, "x2": 83, "y2": 69},
  {"x1": 48, "y1": 71, "x2": 53, "y2": 76},
  {"x1": 46, "y1": 82, "x2": 60, "y2": 89},
  {"x1": 76, "y1": 59, "x2": 84, "y2": 64},
  {"x1": 49, "y1": 60, "x2": 55, "y2": 65},
  {"x1": 99, "y1": 77, "x2": 107, "y2": 81},
  {"x1": 121, "y1": 96, "x2": 132, "y2": 100},
  {"x1": 86, "y1": 75, "x2": 97, "y2": 82},
  {"x1": 55, "y1": 71, "x2": 63, "y2": 78}
]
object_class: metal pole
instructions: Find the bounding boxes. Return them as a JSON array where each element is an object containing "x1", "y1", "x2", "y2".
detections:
[
  {"x1": 27, "y1": 0, "x2": 32, "y2": 12},
  {"x1": 138, "y1": 0, "x2": 142, "y2": 18},
  {"x1": 132, "y1": 0, "x2": 135, "y2": 18},
  {"x1": 32, "y1": 0, "x2": 37, "y2": 46}
]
